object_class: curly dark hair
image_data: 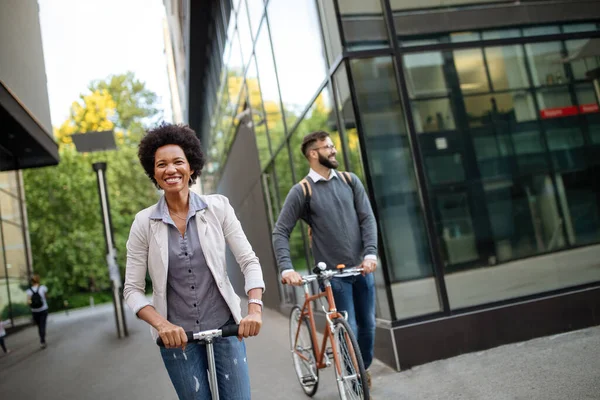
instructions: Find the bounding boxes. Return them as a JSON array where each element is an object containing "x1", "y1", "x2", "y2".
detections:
[{"x1": 138, "y1": 123, "x2": 205, "y2": 187}]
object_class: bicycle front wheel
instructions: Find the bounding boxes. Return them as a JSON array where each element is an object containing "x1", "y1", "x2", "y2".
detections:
[
  {"x1": 289, "y1": 306, "x2": 319, "y2": 397},
  {"x1": 332, "y1": 318, "x2": 369, "y2": 400}
]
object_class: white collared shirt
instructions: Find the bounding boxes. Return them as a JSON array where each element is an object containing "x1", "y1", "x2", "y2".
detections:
[{"x1": 308, "y1": 168, "x2": 338, "y2": 183}]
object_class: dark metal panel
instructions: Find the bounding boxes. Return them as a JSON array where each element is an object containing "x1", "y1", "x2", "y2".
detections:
[
  {"x1": 393, "y1": 1, "x2": 600, "y2": 37},
  {"x1": 0, "y1": 81, "x2": 59, "y2": 170},
  {"x1": 391, "y1": 286, "x2": 600, "y2": 370}
]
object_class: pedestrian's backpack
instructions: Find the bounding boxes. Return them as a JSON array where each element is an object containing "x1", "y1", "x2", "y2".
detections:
[
  {"x1": 30, "y1": 286, "x2": 43, "y2": 309},
  {"x1": 299, "y1": 171, "x2": 353, "y2": 248}
]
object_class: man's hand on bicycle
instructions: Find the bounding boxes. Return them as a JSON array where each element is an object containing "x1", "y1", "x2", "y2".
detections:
[
  {"x1": 361, "y1": 258, "x2": 377, "y2": 276},
  {"x1": 157, "y1": 320, "x2": 188, "y2": 349},
  {"x1": 281, "y1": 270, "x2": 304, "y2": 286}
]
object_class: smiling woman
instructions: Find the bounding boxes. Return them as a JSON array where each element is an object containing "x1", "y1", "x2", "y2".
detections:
[{"x1": 125, "y1": 123, "x2": 266, "y2": 400}]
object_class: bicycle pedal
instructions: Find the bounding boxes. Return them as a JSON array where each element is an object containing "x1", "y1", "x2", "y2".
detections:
[
  {"x1": 301, "y1": 375, "x2": 317, "y2": 385},
  {"x1": 326, "y1": 347, "x2": 334, "y2": 357}
]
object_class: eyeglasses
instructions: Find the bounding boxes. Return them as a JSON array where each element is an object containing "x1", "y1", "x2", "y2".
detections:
[{"x1": 312, "y1": 144, "x2": 336, "y2": 151}]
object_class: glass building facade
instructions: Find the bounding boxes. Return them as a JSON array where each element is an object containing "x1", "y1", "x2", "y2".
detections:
[
  {"x1": 179, "y1": 0, "x2": 600, "y2": 369},
  {"x1": 0, "y1": 166, "x2": 32, "y2": 329}
]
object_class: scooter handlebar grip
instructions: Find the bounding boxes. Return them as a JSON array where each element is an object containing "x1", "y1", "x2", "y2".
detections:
[
  {"x1": 221, "y1": 324, "x2": 240, "y2": 338},
  {"x1": 156, "y1": 331, "x2": 194, "y2": 347}
]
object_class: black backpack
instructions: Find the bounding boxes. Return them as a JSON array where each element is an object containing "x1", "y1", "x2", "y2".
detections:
[{"x1": 30, "y1": 287, "x2": 43, "y2": 309}]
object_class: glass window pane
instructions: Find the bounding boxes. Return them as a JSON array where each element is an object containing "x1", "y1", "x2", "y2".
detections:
[
  {"x1": 566, "y1": 39, "x2": 600, "y2": 81},
  {"x1": 485, "y1": 45, "x2": 530, "y2": 91},
  {"x1": 3, "y1": 221, "x2": 29, "y2": 323},
  {"x1": 411, "y1": 98, "x2": 456, "y2": 133},
  {"x1": 290, "y1": 87, "x2": 343, "y2": 180},
  {"x1": 544, "y1": 119, "x2": 586, "y2": 171},
  {"x1": 523, "y1": 25, "x2": 560, "y2": 37},
  {"x1": 562, "y1": 23, "x2": 598, "y2": 33},
  {"x1": 350, "y1": 56, "x2": 440, "y2": 319},
  {"x1": 0, "y1": 171, "x2": 19, "y2": 194},
  {"x1": 454, "y1": 48, "x2": 489, "y2": 94},
  {"x1": 246, "y1": 0, "x2": 264, "y2": 39},
  {"x1": 317, "y1": 0, "x2": 342, "y2": 65},
  {"x1": 254, "y1": 22, "x2": 286, "y2": 152},
  {"x1": 404, "y1": 52, "x2": 450, "y2": 98},
  {"x1": 334, "y1": 63, "x2": 366, "y2": 183},
  {"x1": 450, "y1": 31, "x2": 480, "y2": 43},
  {"x1": 525, "y1": 41, "x2": 567, "y2": 86},
  {"x1": 340, "y1": 0, "x2": 388, "y2": 50},
  {"x1": 482, "y1": 29, "x2": 521, "y2": 40},
  {"x1": 464, "y1": 91, "x2": 536, "y2": 127},
  {"x1": 228, "y1": 30, "x2": 245, "y2": 101},
  {"x1": 237, "y1": 1, "x2": 253, "y2": 65},
  {"x1": 537, "y1": 86, "x2": 573, "y2": 111},
  {"x1": 267, "y1": 0, "x2": 327, "y2": 126},
  {"x1": 0, "y1": 193, "x2": 22, "y2": 226},
  {"x1": 246, "y1": 57, "x2": 271, "y2": 168},
  {"x1": 575, "y1": 83, "x2": 598, "y2": 107}
]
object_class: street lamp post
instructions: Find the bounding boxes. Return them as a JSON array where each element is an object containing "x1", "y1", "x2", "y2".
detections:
[{"x1": 72, "y1": 130, "x2": 128, "y2": 338}]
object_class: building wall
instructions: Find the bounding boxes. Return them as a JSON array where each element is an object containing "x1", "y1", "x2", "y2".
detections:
[
  {"x1": 0, "y1": 0, "x2": 53, "y2": 132},
  {"x1": 0, "y1": 0, "x2": 52, "y2": 327}
]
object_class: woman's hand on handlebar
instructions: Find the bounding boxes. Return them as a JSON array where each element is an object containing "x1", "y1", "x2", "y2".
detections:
[
  {"x1": 239, "y1": 312, "x2": 262, "y2": 341},
  {"x1": 281, "y1": 270, "x2": 304, "y2": 286},
  {"x1": 156, "y1": 320, "x2": 188, "y2": 350}
]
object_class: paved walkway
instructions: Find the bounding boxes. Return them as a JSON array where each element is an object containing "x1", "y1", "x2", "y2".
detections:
[{"x1": 0, "y1": 303, "x2": 598, "y2": 399}]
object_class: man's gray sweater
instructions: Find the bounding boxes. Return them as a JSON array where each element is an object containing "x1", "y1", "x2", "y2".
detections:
[{"x1": 272, "y1": 171, "x2": 377, "y2": 273}]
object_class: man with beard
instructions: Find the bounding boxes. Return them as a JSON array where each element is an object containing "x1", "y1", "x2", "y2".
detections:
[{"x1": 272, "y1": 130, "x2": 378, "y2": 387}]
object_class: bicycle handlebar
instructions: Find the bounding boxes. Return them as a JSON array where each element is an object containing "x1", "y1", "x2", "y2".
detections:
[
  {"x1": 156, "y1": 324, "x2": 240, "y2": 347},
  {"x1": 281, "y1": 265, "x2": 365, "y2": 285}
]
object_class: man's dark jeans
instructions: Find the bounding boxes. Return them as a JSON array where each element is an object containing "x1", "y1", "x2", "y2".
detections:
[
  {"x1": 330, "y1": 273, "x2": 376, "y2": 369},
  {"x1": 32, "y1": 309, "x2": 48, "y2": 344}
]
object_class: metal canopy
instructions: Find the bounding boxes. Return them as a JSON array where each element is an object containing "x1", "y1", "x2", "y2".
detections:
[
  {"x1": 71, "y1": 130, "x2": 117, "y2": 153},
  {"x1": 0, "y1": 81, "x2": 59, "y2": 171}
]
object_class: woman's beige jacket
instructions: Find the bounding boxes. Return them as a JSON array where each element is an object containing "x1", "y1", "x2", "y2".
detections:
[{"x1": 124, "y1": 194, "x2": 265, "y2": 341}]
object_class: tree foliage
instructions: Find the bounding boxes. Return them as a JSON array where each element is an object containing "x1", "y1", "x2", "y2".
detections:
[{"x1": 23, "y1": 72, "x2": 160, "y2": 298}]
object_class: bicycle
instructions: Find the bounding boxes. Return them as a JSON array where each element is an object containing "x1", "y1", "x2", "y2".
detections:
[
  {"x1": 284, "y1": 262, "x2": 370, "y2": 399},
  {"x1": 156, "y1": 324, "x2": 239, "y2": 400}
]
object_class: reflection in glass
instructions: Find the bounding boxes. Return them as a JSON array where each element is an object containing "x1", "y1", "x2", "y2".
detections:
[
  {"x1": 3, "y1": 221, "x2": 29, "y2": 319},
  {"x1": 339, "y1": 0, "x2": 388, "y2": 50},
  {"x1": 464, "y1": 91, "x2": 536, "y2": 127},
  {"x1": 334, "y1": 64, "x2": 366, "y2": 183},
  {"x1": 267, "y1": 0, "x2": 327, "y2": 126},
  {"x1": 0, "y1": 193, "x2": 22, "y2": 226},
  {"x1": 536, "y1": 86, "x2": 572, "y2": 110},
  {"x1": 525, "y1": 41, "x2": 567, "y2": 86},
  {"x1": 246, "y1": 0, "x2": 264, "y2": 39},
  {"x1": 350, "y1": 56, "x2": 440, "y2": 319},
  {"x1": 485, "y1": 45, "x2": 529, "y2": 90},
  {"x1": 246, "y1": 58, "x2": 271, "y2": 167},
  {"x1": 482, "y1": 29, "x2": 521, "y2": 40},
  {"x1": 290, "y1": 87, "x2": 342, "y2": 180},
  {"x1": 411, "y1": 98, "x2": 456, "y2": 133},
  {"x1": 237, "y1": 0, "x2": 253, "y2": 65},
  {"x1": 523, "y1": 26, "x2": 560, "y2": 36},
  {"x1": 454, "y1": 48, "x2": 489, "y2": 94},
  {"x1": 317, "y1": 0, "x2": 342, "y2": 65},
  {"x1": 404, "y1": 52, "x2": 450, "y2": 98},
  {"x1": 566, "y1": 39, "x2": 600, "y2": 81},
  {"x1": 435, "y1": 191, "x2": 479, "y2": 266},
  {"x1": 254, "y1": 21, "x2": 286, "y2": 152}
]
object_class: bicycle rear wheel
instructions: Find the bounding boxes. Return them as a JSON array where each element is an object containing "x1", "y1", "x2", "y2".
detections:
[
  {"x1": 332, "y1": 318, "x2": 369, "y2": 400},
  {"x1": 289, "y1": 306, "x2": 319, "y2": 397}
]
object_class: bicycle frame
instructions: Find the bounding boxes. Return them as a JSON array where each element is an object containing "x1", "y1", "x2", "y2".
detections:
[{"x1": 293, "y1": 278, "x2": 346, "y2": 374}]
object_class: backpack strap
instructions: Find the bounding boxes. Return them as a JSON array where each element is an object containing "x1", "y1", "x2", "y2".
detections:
[
  {"x1": 299, "y1": 178, "x2": 314, "y2": 248},
  {"x1": 338, "y1": 171, "x2": 352, "y2": 186}
]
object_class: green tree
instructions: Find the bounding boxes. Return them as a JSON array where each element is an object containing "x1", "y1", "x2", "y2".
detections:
[{"x1": 23, "y1": 73, "x2": 160, "y2": 299}]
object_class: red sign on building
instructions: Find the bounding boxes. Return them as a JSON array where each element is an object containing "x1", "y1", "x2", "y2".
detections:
[{"x1": 540, "y1": 103, "x2": 599, "y2": 119}]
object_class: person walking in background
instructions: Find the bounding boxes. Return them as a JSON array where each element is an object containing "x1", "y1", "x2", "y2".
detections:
[
  {"x1": 27, "y1": 274, "x2": 49, "y2": 349},
  {"x1": 124, "y1": 123, "x2": 265, "y2": 400},
  {"x1": 0, "y1": 319, "x2": 11, "y2": 355},
  {"x1": 272, "y1": 130, "x2": 378, "y2": 388}
]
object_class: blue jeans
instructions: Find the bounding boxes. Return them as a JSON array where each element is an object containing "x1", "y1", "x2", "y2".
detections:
[
  {"x1": 160, "y1": 335, "x2": 251, "y2": 399},
  {"x1": 329, "y1": 273, "x2": 376, "y2": 369}
]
